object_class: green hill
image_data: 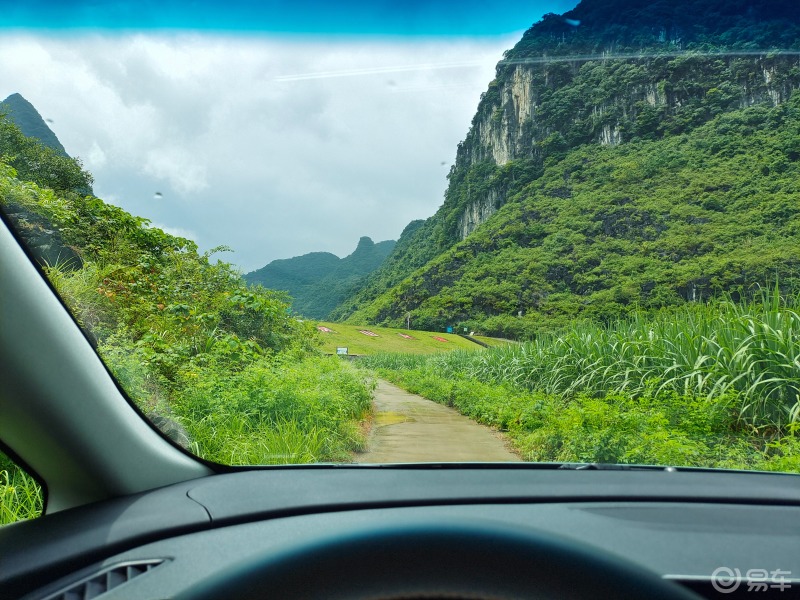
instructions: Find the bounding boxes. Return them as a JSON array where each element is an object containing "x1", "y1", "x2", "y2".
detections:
[
  {"x1": 0, "y1": 93, "x2": 93, "y2": 197},
  {"x1": 0, "y1": 114, "x2": 372, "y2": 471},
  {"x1": 1, "y1": 93, "x2": 68, "y2": 157},
  {"x1": 331, "y1": 0, "x2": 800, "y2": 338},
  {"x1": 313, "y1": 322, "x2": 480, "y2": 355},
  {"x1": 245, "y1": 236, "x2": 395, "y2": 319}
]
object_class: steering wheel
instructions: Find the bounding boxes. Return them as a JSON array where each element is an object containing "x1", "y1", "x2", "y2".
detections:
[{"x1": 181, "y1": 519, "x2": 702, "y2": 599}]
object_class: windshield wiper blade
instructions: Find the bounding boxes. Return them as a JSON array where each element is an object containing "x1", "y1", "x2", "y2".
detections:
[{"x1": 558, "y1": 463, "x2": 678, "y2": 471}]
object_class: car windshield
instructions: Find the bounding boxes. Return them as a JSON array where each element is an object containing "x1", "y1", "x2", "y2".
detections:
[{"x1": 1, "y1": 0, "x2": 800, "y2": 520}]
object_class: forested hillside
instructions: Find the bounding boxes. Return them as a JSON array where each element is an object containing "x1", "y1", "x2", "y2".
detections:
[
  {"x1": 245, "y1": 236, "x2": 395, "y2": 319},
  {"x1": 331, "y1": 0, "x2": 800, "y2": 338},
  {"x1": 0, "y1": 114, "x2": 371, "y2": 471}
]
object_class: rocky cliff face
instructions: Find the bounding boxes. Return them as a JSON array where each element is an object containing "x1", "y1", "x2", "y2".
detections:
[
  {"x1": 452, "y1": 53, "x2": 800, "y2": 240},
  {"x1": 470, "y1": 56, "x2": 799, "y2": 164},
  {"x1": 440, "y1": 0, "x2": 800, "y2": 242},
  {"x1": 457, "y1": 189, "x2": 501, "y2": 239}
]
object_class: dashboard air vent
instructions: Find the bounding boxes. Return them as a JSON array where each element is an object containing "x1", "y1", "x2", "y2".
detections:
[{"x1": 41, "y1": 559, "x2": 165, "y2": 600}]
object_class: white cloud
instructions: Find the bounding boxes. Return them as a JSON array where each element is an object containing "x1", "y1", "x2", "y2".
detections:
[
  {"x1": 0, "y1": 33, "x2": 517, "y2": 271},
  {"x1": 86, "y1": 141, "x2": 107, "y2": 169},
  {"x1": 143, "y1": 145, "x2": 209, "y2": 195},
  {"x1": 149, "y1": 222, "x2": 199, "y2": 242}
]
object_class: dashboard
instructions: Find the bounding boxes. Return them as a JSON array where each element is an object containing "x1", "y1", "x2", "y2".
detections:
[{"x1": 3, "y1": 466, "x2": 800, "y2": 599}]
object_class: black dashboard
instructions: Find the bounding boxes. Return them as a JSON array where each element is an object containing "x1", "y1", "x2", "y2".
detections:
[{"x1": 4, "y1": 466, "x2": 800, "y2": 599}]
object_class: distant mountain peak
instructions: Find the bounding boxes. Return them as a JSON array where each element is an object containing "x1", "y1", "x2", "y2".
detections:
[
  {"x1": 1, "y1": 93, "x2": 68, "y2": 157},
  {"x1": 244, "y1": 236, "x2": 396, "y2": 319},
  {"x1": 353, "y1": 236, "x2": 377, "y2": 254}
]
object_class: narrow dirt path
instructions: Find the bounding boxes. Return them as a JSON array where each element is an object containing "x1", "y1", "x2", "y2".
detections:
[{"x1": 357, "y1": 379, "x2": 521, "y2": 463}]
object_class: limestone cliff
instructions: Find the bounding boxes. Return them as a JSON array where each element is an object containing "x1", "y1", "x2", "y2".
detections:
[
  {"x1": 451, "y1": 51, "x2": 800, "y2": 240},
  {"x1": 332, "y1": 0, "x2": 800, "y2": 330}
]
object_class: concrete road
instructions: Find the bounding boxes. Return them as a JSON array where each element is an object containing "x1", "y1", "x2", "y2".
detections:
[{"x1": 357, "y1": 379, "x2": 521, "y2": 463}]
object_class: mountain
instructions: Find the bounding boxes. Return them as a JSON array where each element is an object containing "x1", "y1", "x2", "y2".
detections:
[
  {"x1": 330, "y1": 0, "x2": 800, "y2": 337},
  {"x1": 244, "y1": 236, "x2": 396, "y2": 319},
  {"x1": 1, "y1": 93, "x2": 68, "y2": 156},
  {"x1": 0, "y1": 93, "x2": 93, "y2": 197}
]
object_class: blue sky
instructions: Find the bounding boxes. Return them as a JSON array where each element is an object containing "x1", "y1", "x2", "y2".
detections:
[
  {"x1": 1, "y1": 1, "x2": 579, "y2": 272},
  {"x1": 4, "y1": 1, "x2": 579, "y2": 35}
]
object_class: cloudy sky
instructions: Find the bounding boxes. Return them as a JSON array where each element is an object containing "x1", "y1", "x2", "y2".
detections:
[{"x1": 0, "y1": 1, "x2": 576, "y2": 272}]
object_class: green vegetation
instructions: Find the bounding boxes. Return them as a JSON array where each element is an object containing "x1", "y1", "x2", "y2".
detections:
[
  {"x1": 1, "y1": 93, "x2": 69, "y2": 156},
  {"x1": 336, "y1": 0, "x2": 800, "y2": 473},
  {"x1": 344, "y1": 96, "x2": 800, "y2": 336},
  {"x1": 0, "y1": 111, "x2": 92, "y2": 195},
  {"x1": 505, "y1": 0, "x2": 800, "y2": 60},
  {"x1": 333, "y1": 0, "x2": 800, "y2": 337},
  {"x1": 329, "y1": 219, "x2": 444, "y2": 322},
  {"x1": 172, "y1": 356, "x2": 372, "y2": 464},
  {"x1": 363, "y1": 290, "x2": 800, "y2": 470},
  {"x1": 0, "y1": 116, "x2": 373, "y2": 524},
  {"x1": 245, "y1": 236, "x2": 395, "y2": 319},
  {"x1": 0, "y1": 452, "x2": 42, "y2": 525},
  {"x1": 314, "y1": 322, "x2": 480, "y2": 355}
]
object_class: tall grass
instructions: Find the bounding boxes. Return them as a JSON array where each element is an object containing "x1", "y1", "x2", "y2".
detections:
[
  {"x1": 0, "y1": 467, "x2": 42, "y2": 525},
  {"x1": 366, "y1": 288, "x2": 800, "y2": 431},
  {"x1": 170, "y1": 355, "x2": 373, "y2": 465},
  {"x1": 187, "y1": 416, "x2": 328, "y2": 465}
]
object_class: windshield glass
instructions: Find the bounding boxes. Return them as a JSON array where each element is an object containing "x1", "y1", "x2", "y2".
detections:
[{"x1": 1, "y1": 0, "x2": 799, "y2": 482}]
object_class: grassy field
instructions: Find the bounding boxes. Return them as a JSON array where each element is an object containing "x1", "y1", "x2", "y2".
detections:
[
  {"x1": 314, "y1": 322, "x2": 481, "y2": 355},
  {"x1": 361, "y1": 290, "x2": 800, "y2": 471}
]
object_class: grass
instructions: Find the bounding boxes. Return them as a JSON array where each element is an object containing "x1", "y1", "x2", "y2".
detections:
[
  {"x1": 0, "y1": 462, "x2": 42, "y2": 525},
  {"x1": 187, "y1": 416, "x2": 329, "y2": 465},
  {"x1": 369, "y1": 289, "x2": 800, "y2": 432},
  {"x1": 364, "y1": 365, "x2": 763, "y2": 468},
  {"x1": 170, "y1": 355, "x2": 374, "y2": 465},
  {"x1": 361, "y1": 289, "x2": 800, "y2": 471},
  {"x1": 6, "y1": 289, "x2": 798, "y2": 526},
  {"x1": 313, "y1": 321, "x2": 482, "y2": 355}
]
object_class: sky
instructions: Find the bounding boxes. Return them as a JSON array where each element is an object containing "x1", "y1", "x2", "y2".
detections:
[{"x1": 0, "y1": 1, "x2": 577, "y2": 272}]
